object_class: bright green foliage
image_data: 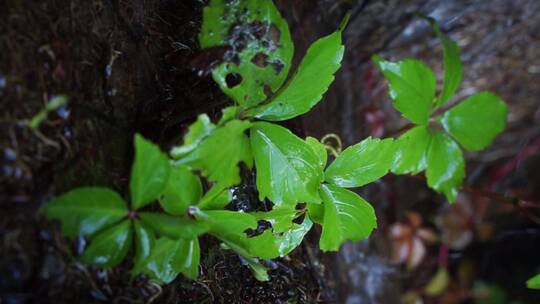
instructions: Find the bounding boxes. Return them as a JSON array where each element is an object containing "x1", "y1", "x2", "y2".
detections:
[
  {"x1": 139, "y1": 213, "x2": 209, "y2": 239},
  {"x1": 392, "y1": 126, "x2": 432, "y2": 174},
  {"x1": 422, "y1": 16, "x2": 463, "y2": 107},
  {"x1": 526, "y1": 273, "x2": 540, "y2": 290},
  {"x1": 319, "y1": 184, "x2": 377, "y2": 251},
  {"x1": 80, "y1": 220, "x2": 132, "y2": 268},
  {"x1": 250, "y1": 122, "x2": 323, "y2": 207},
  {"x1": 170, "y1": 114, "x2": 216, "y2": 158},
  {"x1": 159, "y1": 165, "x2": 202, "y2": 215},
  {"x1": 426, "y1": 132, "x2": 465, "y2": 202},
  {"x1": 441, "y1": 92, "x2": 508, "y2": 151},
  {"x1": 373, "y1": 56, "x2": 436, "y2": 125},
  {"x1": 134, "y1": 237, "x2": 200, "y2": 283},
  {"x1": 325, "y1": 137, "x2": 396, "y2": 188},
  {"x1": 41, "y1": 2, "x2": 508, "y2": 286},
  {"x1": 199, "y1": 0, "x2": 293, "y2": 107},
  {"x1": 133, "y1": 221, "x2": 154, "y2": 265},
  {"x1": 41, "y1": 187, "x2": 127, "y2": 238},
  {"x1": 130, "y1": 134, "x2": 170, "y2": 209},
  {"x1": 175, "y1": 120, "x2": 253, "y2": 187},
  {"x1": 246, "y1": 30, "x2": 344, "y2": 121}
]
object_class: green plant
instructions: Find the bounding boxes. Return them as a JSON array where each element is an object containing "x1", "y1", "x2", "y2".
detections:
[
  {"x1": 526, "y1": 273, "x2": 540, "y2": 290},
  {"x1": 41, "y1": 0, "x2": 507, "y2": 284}
]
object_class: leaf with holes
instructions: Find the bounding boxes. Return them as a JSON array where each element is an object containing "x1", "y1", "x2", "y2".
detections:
[
  {"x1": 41, "y1": 187, "x2": 128, "y2": 238},
  {"x1": 250, "y1": 122, "x2": 323, "y2": 207},
  {"x1": 175, "y1": 120, "x2": 253, "y2": 187},
  {"x1": 199, "y1": 0, "x2": 294, "y2": 107},
  {"x1": 325, "y1": 137, "x2": 396, "y2": 188},
  {"x1": 373, "y1": 55, "x2": 436, "y2": 125},
  {"x1": 441, "y1": 92, "x2": 507, "y2": 151},
  {"x1": 246, "y1": 30, "x2": 344, "y2": 120},
  {"x1": 426, "y1": 132, "x2": 465, "y2": 203},
  {"x1": 130, "y1": 134, "x2": 170, "y2": 209},
  {"x1": 319, "y1": 184, "x2": 377, "y2": 251}
]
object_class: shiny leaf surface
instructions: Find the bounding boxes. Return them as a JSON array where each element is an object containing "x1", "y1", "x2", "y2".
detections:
[
  {"x1": 392, "y1": 126, "x2": 432, "y2": 174},
  {"x1": 319, "y1": 184, "x2": 377, "y2": 251},
  {"x1": 250, "y1": 122, "x2": 323, "y2": 207},
  {"x1": 325, "y1": 137, "x2": 396, "y2": 188},
  {"x1": 199, "y1": 0, "x2": 293, "y2": 107},
  {"x1": 426, "y1": 132, "x2": 465, "y2": 203},
  {"x1": 306, "y1": 136, "x2": 328, "y2": 170},
  {"x1": 130, "y1": 134, "x2": 170, "y2": 209},
  {"x1": 373, "y1": 55, "x2": 436, "y2": 125},
  {"x1": 175, "y1": 120, "x2": 253, "y2": 187},
  {"x1": 159, "y1": 165, "x2": 202, "y2": 215},
  {"x1": 133, "y1": 220, "x2": 154, "y2": 265},
  {"x1": 171, "y1": 114, "x2": 216, "y2": 158},
  {"x1": 246, "y1": 30, "x2": 344, "y2": 120},
  {"x1": 41, "y1": 187, "x2": 128, "y2": 238},
  {"x1": 139, "y1": 213, "x2": 208, "y2": 239},
  {"x1": 197, "y1": 184, "x2": 232, "y2": 210},
  {"x1": 195, "y1": 210, "x2": 257, "y2": 252},
  {"x1": 80, "y1": 220, "x2": 132, "y2": 268},
  {"x1": 134, "y1": 237, "x2": 200, "y2": 283},
  {"x1": 441, "y1": 92, "x2": 507, "y2": 151}
]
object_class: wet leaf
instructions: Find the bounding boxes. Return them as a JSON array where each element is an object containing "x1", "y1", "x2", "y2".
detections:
[
  {"x1": 139, "y1": 213, "x2": 208, "y2": 239},
  {"x1": 134, "y1": 237, "x2": 200, "y2": 283},
  {"x1": 250, "y1": 122, "x2": 323, "y2": 207},
  {"x1": 526, "y1": 273, "x2": 540, "y2": 289},
  {"x1": 441, "y1": 92, "x2": 507, "y2": 151},
  {"x1": 392, "y1": 126, "x2": 432, "y2": 174},
  {"x1": 159, "y1": 165, "x2": 202, "y2": 215},
  {"x1": 199, "y1": 0, "x2": 293, "y2": 107},
  {"x1": 423, "y1": 17, "x2": 462, "y2": 107},
  {"x1": 197, "y1": 184, "x2": 232, "y2": 210},
  {"x1": 426, "y1": 132, "x2": 465, "y2": 203},
  {"x1": 373, "y1": 55, "x2": 436, "y2": 125},
  {"x1": 170, "y1": 114, "x2": 216, "y2": 158},
  {"x1": 41, "y1": 187, "x2": 128, "y2": 238},
  {"x1": 133, "y1": 220, "x2": 154, "y2": 266},
  {"x1": 325, "y1": 137, "x2": 396, "y2": 188},
  {"x1": 130, "y1": 134, "x2": 170, "y2": 209},
  {"x1": 80, "y1": 220, "x2": 132, "y2": 268},
  {"x1": 319, "y1": 184, "x2": 377, "y2": 251},
  {"x1": 175, "y1": 120, "x2": 253, "y2": 187},
  {"x1": 195, "y1": 210, "x2": 257, "y2": 252},
  {"x1": 305, "y1": 136, "x2": 328, "y2": 170},
  {"x1": 246, "y1": 30, "x2": 344, "y2": 120}
]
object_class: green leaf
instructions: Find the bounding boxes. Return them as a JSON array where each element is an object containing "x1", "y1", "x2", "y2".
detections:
[
  {"x1": 307, "y1": 203, "x2": 324, "y2": 224},
  {"x1": 139, "y1": 213, "x2": 209, "y2": 239},
  {"x1": 306, "y1": 136, "x2": 328, "y2": 170},
  {"x1": 325, "y1": 137, "x2": 396, "y2": 188},
  {"x1": 392, "y1": 126, "x2": 432, "y2": 174},
  {"x1": 41, "y1": 187, "x2": 128, "y2": 238},
  {"x1": 423, "y1": 17, "x2": 462, "y2": 106},
  {"x1": 199, "y1": 0, "x2": 294, "y2": 107},
  {"x1": 133, "y1": 220, "x2": 154, "y2": 266},
  {"x1": 373, "y1": 55, "x2": 436, "y2": 125},
  {"x1": 134, "y1": 237, "x2": 200, "y2": 283},
  {"x1": 221, "y1": 242, "x2": 269, "y2": 281},
  {"x1": 441, "y1": 92, "x2": 507, "y2": 151},
  {"x1": 130, "y1": 134, "x2": 170, "y2": 209},
  {"x1": 253, "y1": 209, "x2": 299, "y2": 232},
  {"x1": 218, "y1": 106, "x2": 240, "y2": 126},
  {"x1": 197, "y1": 184, "x2": 232, "y2": 210},
  {"x1": 426, "y1": 132, "x2": 465, "y2": 203},
  {"x1": 246, "y1": 30, "x2": 344, "y2": 120},
  {"x1": 526, "y1": 273, "x2": 540, "y2": 290},
  {"x1": 159, "y1": 165, "x2": 202, "y2": 215},
  {"x1": 195, "y1": 210, "x2": 257, "y2": 252},
  {"x1": 318, "y1": 184, "x2": 377, "y2": 251},
  {"x1": 80, "y1": 220, "x2": 132, "y2": 268},
  {"x1": 170, "y1": 114, "x2": 216, "y2": 158},
  {"x1": 248, "y1": 215, "x2": 313, "y2": 259},
  {"x1": 175, "y1": 120, "x2": 253, "y2": 187},
  {"x1": 250, "y1": 122, "x2": 323, "y2": 207}
]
